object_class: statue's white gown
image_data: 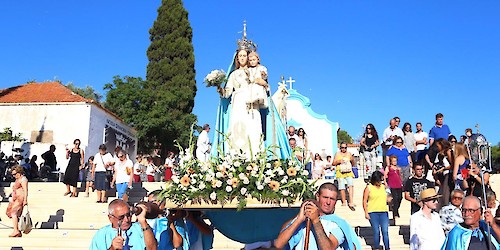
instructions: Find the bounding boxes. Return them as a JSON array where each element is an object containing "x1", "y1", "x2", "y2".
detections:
[{"x1": 223, "y1": 67, "x2": 262, "y2": 157}]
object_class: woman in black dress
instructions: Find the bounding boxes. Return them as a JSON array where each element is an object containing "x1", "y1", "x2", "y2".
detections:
[{"x1": 63, "y1": 139, "x2": 84, "y2": 197}]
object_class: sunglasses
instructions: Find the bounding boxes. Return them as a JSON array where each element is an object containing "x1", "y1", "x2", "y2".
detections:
[
  {"x1": 450, "y1": 140, "x2": 457, "y2": 143},
  {"x1": 461, "y1": 208, "x2": 480, "y2": 214},
  {"x1": 118, "y1": 155, "x2": 125, "y2": 158},
  {"x1": 424, "y1": 198, "x2": 439, "y2": 203},
  {"x1": 340, "y1": 147, "x2": 347, "y2": 149},
  {"x1": 396, "y1": 141, "x2": 403, "y2": 144},
  {"x1": 452, "y1": 196, "x2": 463, "y2": 200},
  {"x1": 110, "y1": 212, "x2": 132, "y2": 220}
]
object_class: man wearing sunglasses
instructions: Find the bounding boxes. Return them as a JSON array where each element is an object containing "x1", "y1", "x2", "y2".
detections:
[
  {"x1": 439, "y1": 189, "x2": 465, "y2": 235},
  {"x1": 410, "y1": 188, "x2": 445, "y2": 249},
  {"x1": 90, "y1": 199, "x2": 157, "y2": 250},
  {"x1": 441, "y1": 196, "x2": 499, "y2": 249}
]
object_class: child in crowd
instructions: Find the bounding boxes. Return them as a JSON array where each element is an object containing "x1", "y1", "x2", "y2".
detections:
[{"x1": 84, "y1": 156, "x2": 94, "y2": 197}]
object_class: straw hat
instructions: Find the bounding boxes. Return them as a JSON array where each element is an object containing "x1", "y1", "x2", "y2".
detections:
[{"x1": 419, "y1": 188, "x2": 442, "y2": 201}]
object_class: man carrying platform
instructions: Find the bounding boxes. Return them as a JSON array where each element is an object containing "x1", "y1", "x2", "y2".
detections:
[{"x1": 275, "y1": 182, "x2": 361, "y2": 249}]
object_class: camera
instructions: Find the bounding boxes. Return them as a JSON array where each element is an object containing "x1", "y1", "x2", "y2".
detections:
[{"x1": 131, "y1": 201, "x2": 163, "y2": 219}]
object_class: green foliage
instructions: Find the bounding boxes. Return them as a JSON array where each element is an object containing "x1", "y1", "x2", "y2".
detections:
[
  {"x1": 337, "y1": 129, "x2": 353, "y2": 144},
  {"x1": 66, "y1": 83, "x2": 103, "y2": 103},
  {"x1": 492, "y1": 145, "x2": 500, "y2": 165},
  {"x1": 0, "y1": 128, "x2": 24, "y2": 142},
  {"x1": 104, "y1": 76, "x2": 158, "y2": 153},
  {"x1": 145, "y1": 0, "x2": 197, "y2": 152}
]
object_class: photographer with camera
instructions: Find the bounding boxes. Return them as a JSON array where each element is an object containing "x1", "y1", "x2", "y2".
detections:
[
  {"x1": 90, "y1": 199, "x2": 157, "y2": 250},
  {"x1": 146, "y1": 190, "x2": 214, "y2": 250}
]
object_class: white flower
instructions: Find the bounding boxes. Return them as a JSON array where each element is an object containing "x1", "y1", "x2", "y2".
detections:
[
  {"x1": 226, "y1": 179, "x2": 233, "y2": 185},
  {"x1": 246, "y1": 165, "x2": 253, "y2": 171},
  {"x1": 172, "y1": 175, "x2": 180, "y2": 184},
  {"x1": 257, "y1": 184, "x2": 264, "y2": 190},
  {"x1": 282, "y1": 190, "x2": 290, "y2": 196},
  {"x1": 266, "y1": 163, "x2": 272, "y2": 169},
  {"x1": 302, "y1": 170, "x2": 309, "y2": 176},
  {"x1": 226, "y1": 186, "x2": 232, "y2": 192},
  {"x1": 250, "y1": 170, "x2": 258, "y2": 177},
  {"x1": 210, "y1": 192, "x2": 217, "y2": 200},
  {"x1": 234, "y1": 161, "x2": 241, "y2": 167},
  {"x1": 216, "y1": 172, "x2": 223, "y2": 178},
  {"x1": 205, "y1": 175, "x2": 213, "y2": 182},
  {"x1": 199, "y1": 182, "x2": 206, "y2": 190},
  {"x1": 264, "y1": 177, "x2": 271, "y2": 184},
  {"x1": 242, "y1": 177, "x2": 250, "y2": 185},
  {"x1": 265, "y1": 169, "x2": 274, "y2": 176},
  {"x1": 238, "y1": 173, "x2": 246, "y2": 180},
  {"x1": 277, "y1": 168, "x2": 285, "y2": 176},
  {"x1": 215, "y1": 180, "x2": 222, "y2": 188},
  {"x1": 240, "y1": 187, "x2": 247, "y2": 195}
]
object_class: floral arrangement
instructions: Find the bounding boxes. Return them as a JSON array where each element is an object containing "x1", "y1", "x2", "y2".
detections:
[
  {"x1": 163, "y1": 145, "x2": 316, "y2": 210},
  {"x1": 204, "y1": 69, "x2": 227, "y2": 88}
]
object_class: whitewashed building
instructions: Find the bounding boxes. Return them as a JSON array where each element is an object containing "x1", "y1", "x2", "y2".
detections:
[
  {"x1": 0, "y1": 82, "x2": 137, "y2": 172},
  {"x1": 272, "y1": 79, "x2": 340, "y2": 159}
]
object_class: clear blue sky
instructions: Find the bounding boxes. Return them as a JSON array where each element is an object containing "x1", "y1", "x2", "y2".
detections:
[{"x1": 1, "y1": 1, "x2": 499, "y2": 145}]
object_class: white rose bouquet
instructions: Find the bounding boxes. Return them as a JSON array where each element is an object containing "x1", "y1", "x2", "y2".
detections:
[{"x1": 204, "y1": 69, "x2": 227, "y2": 88}]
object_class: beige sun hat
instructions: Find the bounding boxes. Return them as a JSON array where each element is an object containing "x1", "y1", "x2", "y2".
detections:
[{"x1": 419, "y1": 188, "x2": 442, "y2": 201}]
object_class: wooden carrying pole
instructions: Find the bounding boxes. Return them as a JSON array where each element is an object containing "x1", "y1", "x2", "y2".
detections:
[{"x1": 304, "y1": 218, "x2": 311, "y2": 250}]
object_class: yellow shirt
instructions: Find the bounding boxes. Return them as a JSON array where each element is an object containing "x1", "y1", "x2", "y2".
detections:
[
  {"x1": 334, "y1": 152, "x2": 354, "y2": 178},
  {"x1": 367, "y1": 184, "x2": 389, "y2": 213}
]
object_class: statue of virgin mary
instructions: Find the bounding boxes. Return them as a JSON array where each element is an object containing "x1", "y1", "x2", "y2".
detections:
[{"x1": 210, "y1": 28, "x2": 291, "y2": 160}]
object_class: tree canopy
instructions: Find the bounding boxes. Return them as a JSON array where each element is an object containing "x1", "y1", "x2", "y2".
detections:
[
  {"x1": 144, "y1": 0, "x2": 197, "y2": 153},
  {"x1": 66, "y1": 83, "x2": 103, "y2": 103}
]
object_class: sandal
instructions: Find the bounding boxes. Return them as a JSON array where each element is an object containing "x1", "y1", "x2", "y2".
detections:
[
  {"x1": 64, "y1": 191, "x2": 71, "y2": 196},
  {"x1": 348, "y1": 204, "x2": 356, "y2": 211}
]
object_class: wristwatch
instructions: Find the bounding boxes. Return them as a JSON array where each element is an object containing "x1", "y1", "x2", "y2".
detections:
[{"x1": 141, "y1": 225, "x2": 150, "y2": 231}]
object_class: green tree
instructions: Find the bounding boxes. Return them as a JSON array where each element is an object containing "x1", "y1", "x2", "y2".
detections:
[
  {"x1": 145, "y1": 0, "x2": 197, "y2": 152},
  {"x1": 492, "y1": 144, "x2": 500, "y2": 165},
  {"x1": 66, "y1": 83, "x2": 103, "y2": 103},
  {"x1": 337, "y1": 130, "x2": 353, "y2": 144},
  {"x1": 0, "y1": 127, "x2": 24, "y2": 142},
  {"x1": 104, "y1": 76, "x2": 156, "y2": 153}
]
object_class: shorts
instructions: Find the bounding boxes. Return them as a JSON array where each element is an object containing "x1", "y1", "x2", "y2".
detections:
[
  {"x1": 337, "y1": 176, "x2": 353, "y2": 190},
  {"x1": 116, "y1": 183, "x2": 128, "y2": 199}
]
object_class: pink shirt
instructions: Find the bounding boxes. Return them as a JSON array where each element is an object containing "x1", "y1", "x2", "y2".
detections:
[{"x1": 386, "y1": 167, "x2": 403, "y2": 188}]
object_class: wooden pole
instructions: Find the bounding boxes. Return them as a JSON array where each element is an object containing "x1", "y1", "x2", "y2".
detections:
[{"x1": 304, "y1": 218, "x2": 311, "y2": 250}]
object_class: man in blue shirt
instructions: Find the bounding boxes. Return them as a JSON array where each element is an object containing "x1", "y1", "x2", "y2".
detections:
[
  {"x1": 274, "y1": 183, "x2": 361, "y2": 250},
  {"x1": 429, "y1": 113, "x2": 451, "y2": 146},
  {"x1": 90, "y1": 199, "x2": 157, "y2": 250}
]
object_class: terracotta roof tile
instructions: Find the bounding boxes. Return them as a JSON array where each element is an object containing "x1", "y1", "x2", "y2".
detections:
[{"x1": 0, "y1": 81, "x2": 92, "y2": 103}]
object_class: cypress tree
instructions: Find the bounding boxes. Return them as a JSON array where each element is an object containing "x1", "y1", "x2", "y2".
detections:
[{"x1": 146, "y1": 0, "x2": 197, "y2": 152}]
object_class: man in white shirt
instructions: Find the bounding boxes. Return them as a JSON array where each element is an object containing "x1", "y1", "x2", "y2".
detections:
[
  {"x1": 196, "y1": 124, "x2": 211, "y2": 162},
  {"x1": 410, "y1": 188, "x2": 445, "y2": 250},
  {"x1": 413, "y1": 122, "x2": 428, "y2": 163},
  {"x1": 382, "y1": 118, "x2": 404, "y2": 167}
]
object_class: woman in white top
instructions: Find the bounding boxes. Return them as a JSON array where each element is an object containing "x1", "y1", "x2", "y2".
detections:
[
  {"x1": 296, "y1": 128, "x2": 308, "y2": 150},
  {"x1": 111, "y1": 150, "x2": 133, "y2": 202},
  {"x1": 91, "y1": 144, "x2": 115, "y2": 203},
  {"x1": 312, "y1": 153, "x2": 325, "y2": 180}
]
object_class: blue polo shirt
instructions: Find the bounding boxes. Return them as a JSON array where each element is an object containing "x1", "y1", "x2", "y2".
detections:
[
  {"x1": 90, "y1": 223, "x2": 146, "y2": 250},
  {"x1": 387, "y1": 147, "x2": 410, "y2": 167},
  {"x1": 429, "y1": 124, "x2": 451, "y2": 141}
]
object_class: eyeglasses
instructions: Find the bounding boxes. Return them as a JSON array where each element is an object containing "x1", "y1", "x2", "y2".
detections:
[
  {"x1": 118, "y1": 155, "x2": 125, "y2": 158},
  {"x1": 110, "y1": 212, "x2": 132, "y2": 221},
  {"x1": 11, "y1": 172, "x2": 17, "y2": 175},
  {"x1": 395, "y1": 120, "x2": 400, "y2": 122},
  {"x1": 461, "y1": 208, "x2": 480, "y2": 214},
  {"x1": 366, "y1": 128, "x2": 372, "y2": 130},
  {"x1": 452, "y1": 196, "x2": 463, "y2": 200},
  {"x1": 424, "y1": 198, "x2": 438, "y2": 203},
  {"x1": 396, "y1": 141, "x2": 403, "y2": 144}
]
